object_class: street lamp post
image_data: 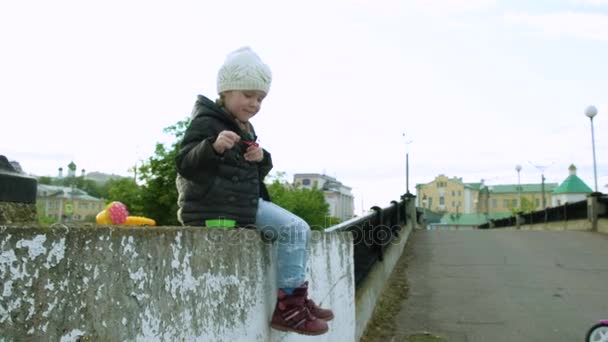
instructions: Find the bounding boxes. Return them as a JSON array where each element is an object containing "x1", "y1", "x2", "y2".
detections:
[
  {"x1": 529, "y1": 161, "x2": 552, "y2": 210},
  {"x1": 542, "y1": 174, "x2": 546, "y2": 209},
  {"x1": 515, "y1": 165, "x2": 522, "y2": 209},
  {"x1": 585, "y1": 106, "x2": 599, "y2": 192},
  {"x1": 402, "y1": 134, "x2": 413, "y2": 195}
]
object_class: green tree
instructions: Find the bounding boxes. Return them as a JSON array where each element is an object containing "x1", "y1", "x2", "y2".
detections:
[
  {"x1": 266, "y1": 173, "x2": 336, "y2": 230},
  {"x1": 37, "y1": 176, "x2": 53, "y2": 185},
  {"x1": 81, "y1": 179, "x2": 105, "y2": 199},
  {"x1": 37, "y1": 174, "x2": 105, "y2": 199},
  {"x1": 36, "y1": 203, "x2": 58, "y2": 226},
  {"x1": 136, "y1": 118, "x2": 190, "y2": 226},
  {"x1": 51, "y1": 176, "x2": 106, "y2": 198},
  {"x1": 37, "y1": 215, "x2": 58, "y2": 226},
  {"x1": 509, "y1": 197, "x2": 536, "y2": 215},
  {"x1": 104, "y1": 178, "x2": 144, "y2": 216},
  {"x1": 58, "y1": 176, "x2": 78, "y2": 187},
  {"x1": 121, "y1": 117, "x2": 336, "y2": 228}
]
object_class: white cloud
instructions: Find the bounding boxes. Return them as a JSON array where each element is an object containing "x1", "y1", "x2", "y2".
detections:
[
  {"x1": 338, "y1": 0, "x2": 497, "y2": 17},
  {"x1": 503, "y1": 11, "x2": 608, "y2": 41},
  {"x1": 571, "y1": 0, "x2": 608, "y2": 6},
  {"x1": 412, "y1": 0, "x2": 498, "y2": 12}
]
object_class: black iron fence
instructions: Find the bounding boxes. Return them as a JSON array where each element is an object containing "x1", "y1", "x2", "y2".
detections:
[
  {"x1": 478, "y1": 216, "x2": 515, "y2": 229},
  {"x1": 326, "y1": 198, "x2": 409, "y2": 289},
  {"x1": 478, "y1": 199, "x2": 589, "y2": 229},
  {"x1": 599, "y1": 195, "x2": 608, "y2": 218}
]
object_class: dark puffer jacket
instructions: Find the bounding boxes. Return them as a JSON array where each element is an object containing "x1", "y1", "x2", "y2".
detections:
[{"x1": 176, "y1": 95, "x2": 273, "y2": 227}]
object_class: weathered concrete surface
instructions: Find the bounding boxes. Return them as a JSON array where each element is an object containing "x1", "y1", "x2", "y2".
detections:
[
  {"x1": 0, "y1": 202, "x2": 36, "y2": 224},
  {"x1": 395, "y1": 230, "x2": 608, "y2": 342},
  {"x1": 519, "y1": 218, "x2": 590, "y2": 231},
  {"x1": 355, "y1": 224, "x2": 412, "y2": 341},
  {"x1": 355, "y1": 197, "x2": 418, "y2": 341},
  {"x1": 0, "y1": 225, "x2": 354, "y2": 341},
  {"x1": 498, "y1": 218, "x2": 608, "y2": 235},
  {"x1": 599, "y1": 219, "x2": 608, "y2": 234}
]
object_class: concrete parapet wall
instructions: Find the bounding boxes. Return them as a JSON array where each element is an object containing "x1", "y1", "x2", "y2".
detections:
[
  {"x1": 0, "y1": 225, "x2": 354, "y2": 341},
  {"x1": 501, "y1": 218, "x2": 608, "y2": 235},
  {"x1": 518, "y1": 219, "x2": 590, "y2": 231},
  {"x1": 354, "y1": 224, "x2": 412, "y2": 341},
  {"x1": 598, "y1": 219, "x2": 608, "y2": 234},
  {"x1": 354, "y1": 196, "x2": 416, "y2": 341}
]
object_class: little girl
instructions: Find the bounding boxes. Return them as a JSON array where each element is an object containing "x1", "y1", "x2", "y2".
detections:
[{"x1": 175, "y1": 47, "x2": 333, "y2": 336}]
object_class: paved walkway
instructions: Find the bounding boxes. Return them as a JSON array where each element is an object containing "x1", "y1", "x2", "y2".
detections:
[{"x1": 394, "y1": 229, "x2": 608, "y2": 342}]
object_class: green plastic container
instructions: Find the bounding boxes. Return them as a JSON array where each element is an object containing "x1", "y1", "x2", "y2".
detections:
[{"x1": 205, "y1": 218, "x2": 236, "y2": 229}]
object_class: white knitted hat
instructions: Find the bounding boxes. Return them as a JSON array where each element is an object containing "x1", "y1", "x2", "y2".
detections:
[{"x1": 217, "y1": 47, "x2": 272, "y2": 95}]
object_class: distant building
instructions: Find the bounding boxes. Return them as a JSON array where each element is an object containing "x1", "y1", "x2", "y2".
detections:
[
  {"x1": 56, "y1": 162, "x2": 86, "y2": 180},
  {"x1": 67, "y1": 161, "x2": 77, "y2": 178},
  {"x1": 52, "y1": 162, "x2": 124, "y2": 185},
  {"x1": 483, "y1": 183, "x2": 558, "y2": 213},
  {"x1": 416, "y1": 174, "x2": 558, "y2": 215},
  {"x1": 293, "y1": 173, "x2": 354, "y2": 221},
  {"x1": 551, "y1": 164, "x2": 592, "y2": 206},
  {"x1": 415, "y1": 175, "x2": 485, "y2": 214},
  {"x1": 37, "y1": 184, "x2": 105, "y2": 222}
]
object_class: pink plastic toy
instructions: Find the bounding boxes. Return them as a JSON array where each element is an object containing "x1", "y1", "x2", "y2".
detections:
[{"x1": 105, "y1": 201, "x2": 129, "y2": 224}]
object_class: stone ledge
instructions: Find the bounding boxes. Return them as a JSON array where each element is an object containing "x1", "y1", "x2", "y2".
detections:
[
  {"x1": 0, "y1": 225, "x2": 355, "y2": 341},
  {"x1": 0, "y1": 202, "x2": 36, "y2": 224}
]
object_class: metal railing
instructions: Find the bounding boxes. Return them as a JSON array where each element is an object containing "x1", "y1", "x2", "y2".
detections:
[
  {"x1": 478, "y1": 199, "x2": 589, "y2": 229},
  {"x1": 326, "y1": 198, "x2": 408, "y2": 288}
]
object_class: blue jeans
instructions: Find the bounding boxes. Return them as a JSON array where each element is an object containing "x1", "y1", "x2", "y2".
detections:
[{"x1": 255, "y1": 199, "x2": 310, "y2": 289}]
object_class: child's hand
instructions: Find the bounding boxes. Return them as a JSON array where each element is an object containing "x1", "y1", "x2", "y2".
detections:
[
  {"x1": 212, "y1": 130, "x2": 241, "y2": 154},
  {"x1": 244, "y1": 145, "x2": 264, "y2": 162}
]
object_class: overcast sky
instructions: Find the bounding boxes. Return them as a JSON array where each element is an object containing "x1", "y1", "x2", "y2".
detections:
[{"x1": 1, "y1": 0, "x2": 607, "y2": 215}]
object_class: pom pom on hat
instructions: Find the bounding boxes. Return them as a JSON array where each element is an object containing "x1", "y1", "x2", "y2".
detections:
[{"x1": 217, "y1": 47, "x2": 272, "y2": 95}]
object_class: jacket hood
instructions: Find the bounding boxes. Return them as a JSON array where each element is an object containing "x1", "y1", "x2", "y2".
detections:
[{"x1": 191, "y1": 95, "x2": 235, "y2": 124}]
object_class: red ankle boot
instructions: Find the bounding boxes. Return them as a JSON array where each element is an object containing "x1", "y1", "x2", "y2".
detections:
[
  {"x1": 294, "y1": 281, "x2": 335, "y2": 321},
  {"x1": 270, "y1": 289, "x2": 329, "y2": 335}
]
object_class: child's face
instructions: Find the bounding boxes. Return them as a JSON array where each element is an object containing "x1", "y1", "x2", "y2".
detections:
[{"x1": 223, "y1": 90, "x2": 266, "y2": 123}]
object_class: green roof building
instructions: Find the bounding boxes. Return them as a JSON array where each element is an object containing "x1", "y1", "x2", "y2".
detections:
[
  {"x1": 432, "y1": 212, "x2": 512, "y2": 229},
  {"x1": 37, "y1": 184, "x2": 105, "y2": 223},
  {"x1": 551, "y1": 164, "x2": 592, "y2": 206},
  {"x1": 416, "y1": 165, "x2": 593, "y2": 228},
  {"x1": 416, "y1": 173, "x2": 561, "y2": 218}
]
